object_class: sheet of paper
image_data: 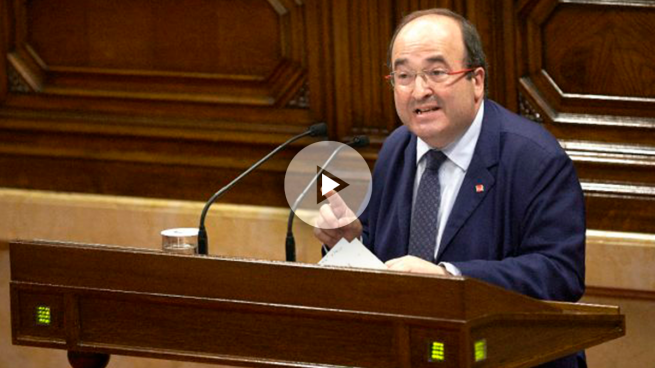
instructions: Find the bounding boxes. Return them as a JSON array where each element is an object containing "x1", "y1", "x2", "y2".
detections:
[{"x1": 318, "y1": 238, "x2": 387, "y2": 270}]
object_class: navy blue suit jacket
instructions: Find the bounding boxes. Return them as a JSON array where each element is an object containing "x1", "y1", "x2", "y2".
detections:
[{"x1": 360, "y1": 100, "x2": 586, "y2": 367}]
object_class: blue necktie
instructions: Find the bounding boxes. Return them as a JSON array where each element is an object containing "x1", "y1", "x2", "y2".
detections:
[{"x1": 408, "y1": 150, "x2": 447, "y2": 262}]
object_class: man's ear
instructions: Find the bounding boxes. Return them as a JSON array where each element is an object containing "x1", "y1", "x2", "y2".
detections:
[{"x1": 472, "y1": 67, "x2": 485, "y2": 100}]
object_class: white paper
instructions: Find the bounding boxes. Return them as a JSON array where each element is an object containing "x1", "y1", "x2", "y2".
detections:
[{"x1": 318, "y1": 238, "x2": 387, "y2": 270}]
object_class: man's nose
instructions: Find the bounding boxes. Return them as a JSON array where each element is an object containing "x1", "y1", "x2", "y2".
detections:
[{"x1": 411, "y1": 73, "x2": 434, "y2": 99}]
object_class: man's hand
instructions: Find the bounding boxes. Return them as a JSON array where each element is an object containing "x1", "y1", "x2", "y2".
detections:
[
  {"x1": 313, "y1": 191, "x2": 362, "y2": 248},
  {"x1": 385, "y1": 256, "x2": 452, "y2": 276}
]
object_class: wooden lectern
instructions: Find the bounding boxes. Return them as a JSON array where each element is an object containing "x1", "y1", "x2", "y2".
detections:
[{"x1": 10, "y1": 240, "x2": 624, "y2": 368}]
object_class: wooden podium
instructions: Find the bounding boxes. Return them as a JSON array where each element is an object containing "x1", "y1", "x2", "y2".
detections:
[{"x1": 10, "y1": 240, "x2": 624, "y2": 368}]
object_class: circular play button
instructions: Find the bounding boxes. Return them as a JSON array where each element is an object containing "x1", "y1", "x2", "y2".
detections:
[{"x1": 284, "y1": 141, "x2": 372, "y2": 229}]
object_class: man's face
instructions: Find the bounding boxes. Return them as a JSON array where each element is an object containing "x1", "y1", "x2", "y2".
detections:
[{"x1": 390, "y1": 15, "x2": 485, "y2": 149}]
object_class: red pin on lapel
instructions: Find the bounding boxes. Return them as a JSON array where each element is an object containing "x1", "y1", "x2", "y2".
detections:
[{"x1": 475, "y1": 184, "x2": 484, "y2": 193}]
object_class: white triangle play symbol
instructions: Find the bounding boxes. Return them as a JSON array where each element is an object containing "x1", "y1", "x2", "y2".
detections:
[{"x1": 321, "y1": 174, "x2": 340, "y2": 195}]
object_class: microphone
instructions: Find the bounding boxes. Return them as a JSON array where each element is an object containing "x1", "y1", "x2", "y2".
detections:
[
  {"x1": 197, "y1": 122, "x2": 328, "y2": 255},
  {"x1": 285, "y1": 135, "x2": 369, "y2": 262}
]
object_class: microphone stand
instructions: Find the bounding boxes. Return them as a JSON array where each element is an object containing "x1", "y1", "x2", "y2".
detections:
[
  {"x1": 197, "y1": 123, "x2": 327, "y2": 255},
  {"x1": 285, "y1": 136, "x2": 369, "y2": 262}
]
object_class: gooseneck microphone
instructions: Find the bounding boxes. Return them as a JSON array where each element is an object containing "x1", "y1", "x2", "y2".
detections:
[
  {"x1": 285, "y1": 135, "x2": 369, "y2": 262},
  {"x1": 197, "y1": 122, "x2": 328, "y2": 255}
]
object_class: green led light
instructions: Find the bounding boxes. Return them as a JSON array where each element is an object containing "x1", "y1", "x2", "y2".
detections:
[
  {"x1": 430, "y1": 341, "x2": 445, "y2": 361},
  {"x1": 36, "y1": 305, "x2": 51, "y2": 325},
  {"x1": 474, "y1": 339, "x2": 487, "y2": 362}
]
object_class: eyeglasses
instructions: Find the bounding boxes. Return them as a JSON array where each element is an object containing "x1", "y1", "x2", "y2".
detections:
[{"x1": 385, "y1": 67, "x2": 475, "y2": 87}]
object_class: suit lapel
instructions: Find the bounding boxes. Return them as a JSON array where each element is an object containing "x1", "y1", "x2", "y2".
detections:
[
  {"x1": 436, "y1": 101, "x2": 501, "y2": 261},
  {"x1": 396, "y1": 134, "x2": 417, "y2": 256}
]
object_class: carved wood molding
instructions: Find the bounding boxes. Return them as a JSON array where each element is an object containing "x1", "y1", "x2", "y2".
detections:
[
  {"x1": 565, "y1": 139, "x2": 655, "y2": 233},
  {"x1": 326, "y1": 0, "x2": 398, "y2": 140},
  {"x1": 562, "y1": 140, "x2": 655, "y2": 167},
  {"x1": 517, "y1": 0, "x2": 655, "y2": 123},
  {"x1": 465, "y1": 0, "x2": 518, "y2": 111},
  {"x1": 582, "y1": 182, "x2": 655, "y2": 200},
  {"x1": 518, "y1": 91, "x2": 543, "y2": 124},
  {"x1": 584, "y1": 193, "x2": 655, "y2": 234},
  {"x1": 515, "y1": 0, "x2": 655, "y2": 234},
  {"x1": 5, "y1": 0, "x2": 309, "y2": 110},
  {"x1": 6, "y1": 63, "x2": 30, "y2": 93},
  {"x1": 585, "y1": 287, "x2": 655, "y2": 301},
  {"x1": 287, "y1": 81, "x2": 310, "y2": 109}
]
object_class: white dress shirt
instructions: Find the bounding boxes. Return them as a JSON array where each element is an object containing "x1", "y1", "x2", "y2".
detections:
[{"x1": 413, "y1": 101, "x2": 485, "y2": 272}]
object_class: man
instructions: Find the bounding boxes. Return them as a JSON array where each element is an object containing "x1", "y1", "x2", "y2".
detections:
[{"x1": 314, "y1": 8, "x2": 586, "y2": 368}]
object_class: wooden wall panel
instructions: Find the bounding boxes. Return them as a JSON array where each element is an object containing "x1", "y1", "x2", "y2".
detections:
[
  {"x1": 0, "y1": 0, "x2": 532, "y2": 205},
  {"x1": 0, "y1": 0, "x2": 318, "y2": 207},
  {"x1": 466, "y1": 0, "x2": 518, "y2": 111},
  {"x1": 329, "y1": 0, "x2": 396, "y2": 143},
  {"x1": 13, "y1": 0, "x2": 296, "y2": 102},
  {"x1": 1, "y1": 0, "x2": 653, "y2": 236},
  {"x1": 516, "y1": 0, "x2": 655, "y2": 234}
]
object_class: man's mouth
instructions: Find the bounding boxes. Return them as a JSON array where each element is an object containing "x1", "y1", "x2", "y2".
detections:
[{"x1": 414, "y1": 106, "x2": 440, "y2": 115}]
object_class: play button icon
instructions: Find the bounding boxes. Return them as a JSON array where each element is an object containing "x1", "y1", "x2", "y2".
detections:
[
  {"x1": 317, "y1": 167, "x2": 349, "y2": 203},
  {"x1": 284, "y1": 141, "x2": 372, "y2": 229}
]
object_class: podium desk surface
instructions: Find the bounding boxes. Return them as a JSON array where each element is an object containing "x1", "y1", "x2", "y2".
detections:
[{"x1": 10, "y1": 240, "x2": 624, "y2": 368}]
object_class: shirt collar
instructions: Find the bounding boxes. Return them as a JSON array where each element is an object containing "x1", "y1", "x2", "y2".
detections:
[{"x1": 416, "y1": 100, "x2": 485, "y2": 171}]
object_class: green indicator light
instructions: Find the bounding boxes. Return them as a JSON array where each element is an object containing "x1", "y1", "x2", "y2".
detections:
[
  {"x1": 36, "y1": 306, "x2": 51, "y2": 325},
  {"x1": 474, "y1": 339, "x2": 487, "y2": 362},
  {"x1": 430, "y1": 341, "x2": 445, "y2": 361}
]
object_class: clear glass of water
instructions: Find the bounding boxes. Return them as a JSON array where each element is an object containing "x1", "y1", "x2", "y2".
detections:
[{"x1": 161, "y1": 228, "x2": 199, "y2": 255}]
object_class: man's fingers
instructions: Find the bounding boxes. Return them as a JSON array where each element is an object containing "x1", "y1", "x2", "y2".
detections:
[
  {"x1": 315, "y1": 206, "x2": 346, "y2": 242},
  {"x1": 313, "y1": 226, "x2": 341, "y2": 247},
  {"x1": 318, "y1": 202, "x2": 357, "y2": 229},
  {"x1": 385, "y1": 257, "x2": 410, "y2": 272},
  {"x1": 385, "y1": 257, "x2": 403, "y2": 268},
  {"x1": 325, "y1": 190, "x2": 350, "y2": 218},
  {"x1": 314, "y1": 191, "x2": 363, "y2": 244},
  {"x1": 337, "y1": 215, "x2": 357, "y2": 228},
  {"x1": 318, "y1": 203, "x2": 340, "y2": 227},
  {"x1": 385, "y1": 256, "x2": 450, "y2": 275}
]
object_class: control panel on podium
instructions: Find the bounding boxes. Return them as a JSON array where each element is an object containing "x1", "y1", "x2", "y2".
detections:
[{"x1": 10, "y1": 240, "x2": 624, "y2": 368}]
